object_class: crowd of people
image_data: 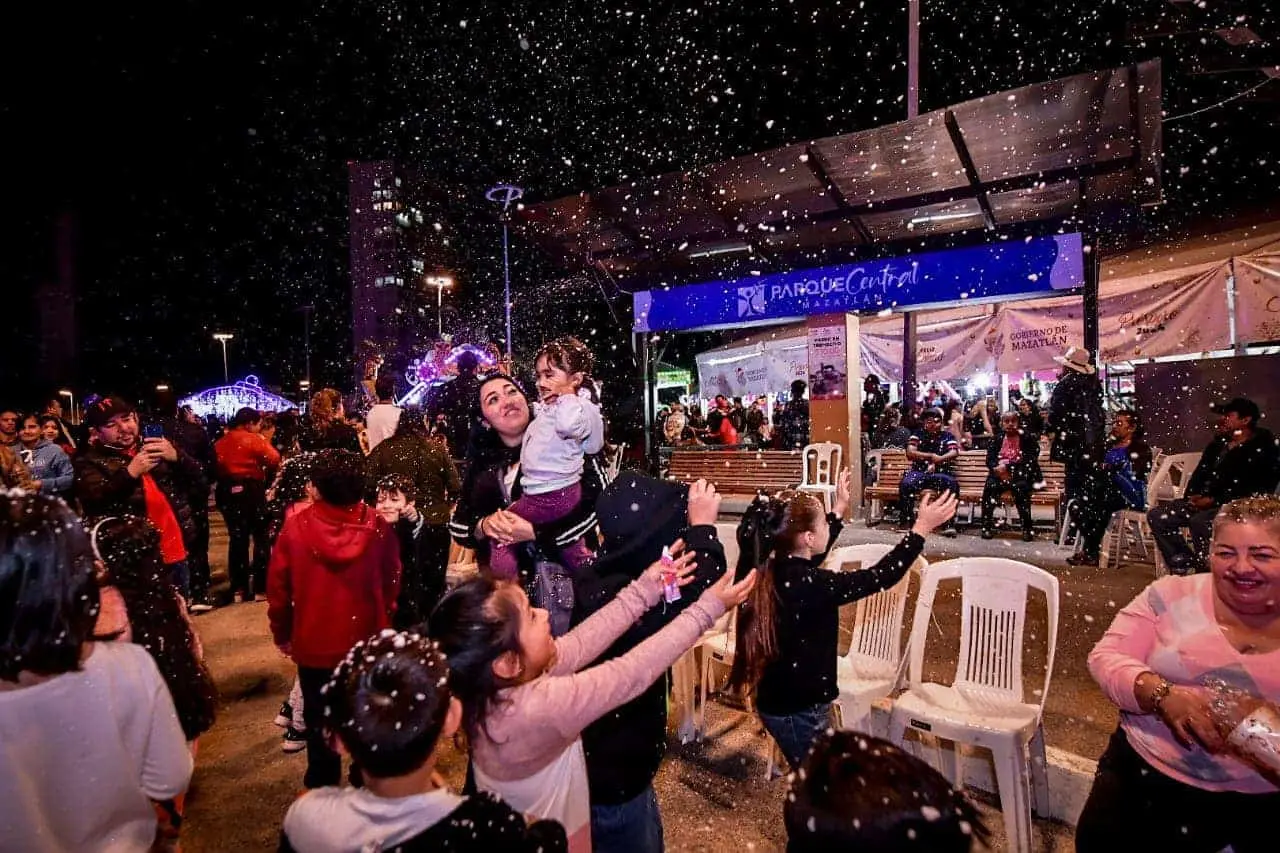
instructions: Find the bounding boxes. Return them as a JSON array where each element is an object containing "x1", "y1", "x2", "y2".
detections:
[{"x1": 3, "y1": 335, "x2": 1279, "y2": 852}]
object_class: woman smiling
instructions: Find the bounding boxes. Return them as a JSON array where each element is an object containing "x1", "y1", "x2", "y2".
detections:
[
  {"x1": 448, "y1": 373, "x2": 604, "y2": 582},
  {"x1": 1077, "y1": 495, "x2": 1280, "y2": 852}
]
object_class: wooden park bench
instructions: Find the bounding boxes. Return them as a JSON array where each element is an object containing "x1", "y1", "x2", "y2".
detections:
[
  {"x1": 865, "y1": 449, "x2": 1066, "y2": 531},
  {"x1": 667, "y1": 448, "x2": 806, "y2": 500}
]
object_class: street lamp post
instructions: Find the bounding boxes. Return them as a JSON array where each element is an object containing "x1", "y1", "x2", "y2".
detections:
[
  {"x1": 59, "y1": 389, "x2": 75, "y2": 425},
  {"x1": 296, "y1": 305, "x2": 314, "y2": 387},
  {"x1": 426, "y1": 276, "x2": 454, "y2": 338},
  {"x1": 212, "y1": 333, "x2": 234, "y2": 384},
  {"x1": 486, "y1": 184, "x2": 523, "y2": 357}
]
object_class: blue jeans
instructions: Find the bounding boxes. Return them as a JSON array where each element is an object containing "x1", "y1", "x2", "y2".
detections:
[
  {"x1": 898, "y1": 470, "x2": 959, "y2": 523},
  {"x1": 758, "y1": 702, "x2": 834, "y2": 771},
  {"x1": 590, "y1": 784, "x2": 663, "y2": 853}
]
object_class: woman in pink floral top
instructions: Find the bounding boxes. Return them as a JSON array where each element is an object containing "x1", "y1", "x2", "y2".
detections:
[{"x1": 1078, "y1": 496, "x2": 1280, "y2": 852}]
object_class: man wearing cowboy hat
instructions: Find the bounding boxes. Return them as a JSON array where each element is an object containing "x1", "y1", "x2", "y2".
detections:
[{"x1": 1046, "y1": 345, "x2": 1106, "y2": 514}]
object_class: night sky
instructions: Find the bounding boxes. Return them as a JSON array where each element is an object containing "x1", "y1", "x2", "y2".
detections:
[{"x1": 6, "y1": 1, "x2": 1276, "y2": 407}]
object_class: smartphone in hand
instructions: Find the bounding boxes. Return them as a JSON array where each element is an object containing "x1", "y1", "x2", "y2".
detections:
[{"x1": 142, "y1": 424, "x2": 165, "y2": 440}]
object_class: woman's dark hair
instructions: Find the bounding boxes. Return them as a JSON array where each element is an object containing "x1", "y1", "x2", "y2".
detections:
[
  {"x1": 427, "y1": 576, "x2": 526, "y2": 742},
  {"x1": 391, "y1": 407, "x2": 429, "y2": 440},
  {"x1": 728, "y1": 490, "x2": 826, "y2": 695},
  {"x1": 468, "y1": 375, "x2": 533, "y2": 473},
  {"x1": 311, "y1": 449, "x2": 366, "y2": 506},
  {"x1": 324, "y1": 628, "x2": 453, "y2": 779},
  {"x1": 536, "y1": 337, "x2": 598, "y2": 403},
  {"x1": 785, "y1": 731, "x2": 987, "y2": 852},
  {"x1": 273, "y1": 410, "x2": 302, "y2": 454},
  {"x1": 231, "y1": 407, "x2": 261, "y2": 429},
  {"x1": 266, "y1": 452, "x2": 318, "y2": 540},
  {"x1": 790, "y1": 379, "x2": 807, "y2": 399},
  {"x1": 91, "y1": 515, "x2": 218, "y2": 739},
  {"x1": 0, "y1": 494, "x2": 100, "y2": 681}
]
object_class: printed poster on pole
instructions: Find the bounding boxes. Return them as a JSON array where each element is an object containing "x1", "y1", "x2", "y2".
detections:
[{"x1": 808, "y1": 321, "x2": 848, "y2": 399}]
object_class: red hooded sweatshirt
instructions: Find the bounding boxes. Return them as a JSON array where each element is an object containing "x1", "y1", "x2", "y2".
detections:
[{"x1": 267, "y1": 500, "x2": 402, "y2": 669}]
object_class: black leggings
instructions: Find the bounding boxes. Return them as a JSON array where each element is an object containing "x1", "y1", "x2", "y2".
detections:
[{"x1": 1076, "y1": 726, "x2": 1280, "y2": 853}]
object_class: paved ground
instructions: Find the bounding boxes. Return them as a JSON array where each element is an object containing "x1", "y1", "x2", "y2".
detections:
[{"x1": 182, "y1": 514, "x2": 1151, "y2": 851}]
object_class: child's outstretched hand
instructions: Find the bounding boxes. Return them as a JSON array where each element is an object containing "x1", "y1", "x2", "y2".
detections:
[
  {"x1": 832, "y1": 467, "x2": 853, "y2": 518},
  {"x1": 642, "y1": 538, "x2": 698, "y2": 593},
  {"x1": 704, "y1": 567, "x2": 757, "y2": 610},
  {"x1": 912, "y1": 491, "x2": 958, "y2": 537}
]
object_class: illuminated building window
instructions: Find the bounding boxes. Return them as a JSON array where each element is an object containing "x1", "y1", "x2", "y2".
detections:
[{"x1": 374, "y1": 275, "x2": 404, "y2": 288}]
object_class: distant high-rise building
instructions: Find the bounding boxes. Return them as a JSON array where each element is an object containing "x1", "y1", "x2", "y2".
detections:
[
  {"x1": 348, "y1": 160, "x2": 403, "y2": 362},
  {"x1": 347, "y1": 161, "x2": 460, "y2": 381},
  {"x1": 36, "y1": 212, "x2": 78, "y2": 389}
]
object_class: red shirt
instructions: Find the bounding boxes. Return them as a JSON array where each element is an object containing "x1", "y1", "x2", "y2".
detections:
[
  {"x1": 267, "y1": 501, "x2": 401, "y2": 669},
  {"x1": 716, "y1": 414, "x2": 739, "y2": 446},
  {"x1": 215, "y1": 429, "x2": 281, "y2": 483}
]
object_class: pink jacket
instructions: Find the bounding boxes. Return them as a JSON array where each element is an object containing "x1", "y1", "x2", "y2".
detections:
[
  {"x1": 471, "y1": 578, "x2": 724, "y2": 850},
  {"x1": 1088, "y1": 574, "x2": 1280, "y2": 793}
]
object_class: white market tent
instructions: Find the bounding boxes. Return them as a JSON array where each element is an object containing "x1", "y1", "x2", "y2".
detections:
[{"x1": 694, "y1": 218, "x2": 1280, "y2": 395}]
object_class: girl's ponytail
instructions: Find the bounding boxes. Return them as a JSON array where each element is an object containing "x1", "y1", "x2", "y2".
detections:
[{"x1": 729, "y1": 491, "x2": 826, "y2": 696}]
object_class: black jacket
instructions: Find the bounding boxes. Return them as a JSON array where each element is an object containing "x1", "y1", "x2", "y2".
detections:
[
  {"x1": 447, "y1": 429, "x2": 605, "y2": 573},
  {"x1": 1047, "y1": 371, "x2": 1105, "y2": 465},
  {"x1": 163, "y1": 417, "x2": 215, "y2": 504},
  {"x1": 278, "y1": 790, "x2": 566, "y2": 853},
  {"x1": 73, "y1": 442, "x2": 202, "y2": 546},
  {"x1": 427, "y1": 371, "x2": 483, "y2": 458},
  {"x1": 1186, "y1": 428, "x2": 1280, "y2": 505},
  {"x1": 756, "y1": 526, "x2": 924, "y2": 716},
  {"x1": 985, "y1": 431, "x2": 1042, "y2": 483},
  {"x1": 575, "y1": 473, "x2": 726, "y2": 806},
  {"x1": 297, "y1": 418, "x2": 362, "y2": 454}
]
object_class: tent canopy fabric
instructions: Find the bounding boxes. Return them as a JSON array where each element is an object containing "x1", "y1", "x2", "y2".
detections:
[
  {"x1": 691, "y1": 219, "x2": 1280, "y2": 385},
  {"x1": 519, "y1": 63, "x2": 1161, "y2": 289}
]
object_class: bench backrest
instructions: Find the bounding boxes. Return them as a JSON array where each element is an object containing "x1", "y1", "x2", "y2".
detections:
[
  {"x1": 871, "y1": 448, "x2": 1066, "y2": 494},
  {"x1": 668, "y1": 449, "x2": 805, "y2": 495}
]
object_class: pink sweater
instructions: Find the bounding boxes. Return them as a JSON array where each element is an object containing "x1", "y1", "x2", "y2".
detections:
[
  {"x1": 471, "y1": 578, "x2": 724, "y2": 849},
  {"x1": 1088, "y1": 574, "x2": 1280, "y2": 793}
]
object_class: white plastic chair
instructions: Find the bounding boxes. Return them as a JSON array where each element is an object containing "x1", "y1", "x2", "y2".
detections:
[
  {"x1": 826, "y1": 544, "x2": 926, "y2": 731},
  {"x1": 603, "y1": 443, "x2": 627, "y2": 484},
  {"x1": 887, "y1": 558, "x2": 1060, "y2": 853},
  {"x1": 696, "y1": 609, "x2": 738, "y2": 738},
  {"x1": 798, "y1": 442, "x2": 842, "y2": 512},
  {"x1": 1156, "y1": 452, "x2": 1202, "y2": 502},
  {"x1": 1098, "y1": 450, "x2": 1163, "y2": 570}
]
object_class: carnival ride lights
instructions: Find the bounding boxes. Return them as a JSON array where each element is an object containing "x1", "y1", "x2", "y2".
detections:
[
  {"x1": 177, "y1": 376, "x2": 298, "y2": 420},
  {"x1": 396, "y1": 344, "x2": 498, "y2": 408}
]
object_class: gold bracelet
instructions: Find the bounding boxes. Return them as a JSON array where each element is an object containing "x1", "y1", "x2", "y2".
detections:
[{"x1": 1149, "y1": 677, "x2": 1173, "y2": 714}]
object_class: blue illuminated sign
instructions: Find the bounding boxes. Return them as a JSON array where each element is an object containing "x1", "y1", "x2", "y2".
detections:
[{"x1": 633, "y1": 233, "x2": 1084, "y2": 332}]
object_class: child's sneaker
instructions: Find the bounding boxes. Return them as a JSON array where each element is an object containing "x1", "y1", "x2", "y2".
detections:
[
  {"x1": 282, "y1": 726, "x2": 307, "y2": 753},
  {"x1": 273, "y1": 702, "x2": 293, "y2": 729}
]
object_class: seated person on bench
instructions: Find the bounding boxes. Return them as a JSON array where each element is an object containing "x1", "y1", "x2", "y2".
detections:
[
  {"x1": 981, "y1": 412, "x2": 1040, "y2": 541},
  {"x1": 900, "y1": 408, "x2": 959, "y2": 535}
]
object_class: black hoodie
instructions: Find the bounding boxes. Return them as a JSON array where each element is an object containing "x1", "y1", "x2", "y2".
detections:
[{"x1": 573, "y1": 472, "x2": 726, "y2": 807}]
